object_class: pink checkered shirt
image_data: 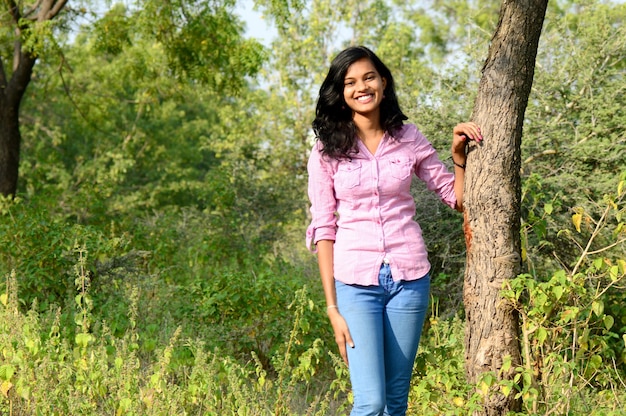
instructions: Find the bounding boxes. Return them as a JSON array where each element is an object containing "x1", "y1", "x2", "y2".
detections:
[{"x1": 306, "y1": 124, "x2": 457, "y2": 286}]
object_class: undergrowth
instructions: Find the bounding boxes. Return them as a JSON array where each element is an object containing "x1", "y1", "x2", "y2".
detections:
[
  {"x1": 1, "y1": 174, "x2": 625, "y2": 414},
  {"x1": 0, "y1": 264, "x2": 348, "y2": 415}
]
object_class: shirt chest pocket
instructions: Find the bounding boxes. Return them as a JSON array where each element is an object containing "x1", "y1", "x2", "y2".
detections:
[
  {"x1": 387, "y1": 157, "x2": 414, "y2": 181},
  {"x1": 334, "y1": 161, "x2": 362, "y2": 190}
]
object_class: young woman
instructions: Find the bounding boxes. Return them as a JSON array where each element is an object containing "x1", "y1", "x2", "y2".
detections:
[{"x1": 306, "y1": 46, "x2": 482, "y2": 415}]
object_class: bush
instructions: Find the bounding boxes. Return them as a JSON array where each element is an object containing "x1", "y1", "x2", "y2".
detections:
[{"x1": 0, "y1": 266, "x2": 347, "y2": 415}]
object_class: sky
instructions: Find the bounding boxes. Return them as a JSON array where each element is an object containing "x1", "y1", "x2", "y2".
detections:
[
  {"x1": 234, "y1": 0, "x2": 626, "y2": 44},
  {"x1": 235, "y1": 0, "x2": 276, "y2": 45}
]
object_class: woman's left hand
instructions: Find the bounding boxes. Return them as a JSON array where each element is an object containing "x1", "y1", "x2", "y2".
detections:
[{"x1": 451, "y1": 122, "x2": 483, "y2": 165}]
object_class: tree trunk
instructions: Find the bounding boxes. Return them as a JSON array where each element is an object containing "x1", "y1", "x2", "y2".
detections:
[
  {"x1": 0, "y1": 97, "x2": 22, "y2": 197},
  {"x1": 0, "y1": 42, "x2": 36, "y2": 198},
  {"x1": 463, "y1": 0, "x2": 548, "y2": 414},
  {"x1": 0, "y1": 0, "x2": 68, "y2": 197}
]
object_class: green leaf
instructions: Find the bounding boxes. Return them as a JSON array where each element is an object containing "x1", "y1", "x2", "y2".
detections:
[
  {"x1": 536, "y1": 327, "x2": 548, "y2": 345},
  {"x1": 603, "y1": 315, "x2": 614, "y2": 331},
  {"x1": 501, "y1": 355, "x2": 512, "y2": 373},
  {"x1": 593, "y1": 258, "x2": 604, "y2": 271},
  {"x1": 592, "y1": 300, "x2": 604, "y2": 317},
  {"x1": 117, "y1": 397, "x2": 132, "y2": 413},
  {"x1": 589, "y1": 354, "x2": 602, "y2": 371},
  {"x1": 0, "y1": 364, "x2": 15, "y2": 381},
  {"x1": 544, "y1": 203, "x2": 553, "y2": 215},
  {"x1": 561, "y1": 307, "x2": 579, "y2": 323},
  {"x1": 75, "y1": 333, "x2": 92, "y2": 348}
]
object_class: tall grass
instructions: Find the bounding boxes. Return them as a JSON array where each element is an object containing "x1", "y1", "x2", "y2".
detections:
[
  {"x1": 0, "y1": 264, "x2": 350, "y2": 415},
  {"x1": 2, "y1": 260, "x2": 624, "y2": 415}
]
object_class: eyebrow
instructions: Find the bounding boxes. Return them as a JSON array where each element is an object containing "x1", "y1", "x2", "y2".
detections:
[{"x1": 344, "y1": 71, "x2": 377, "y2": 81}]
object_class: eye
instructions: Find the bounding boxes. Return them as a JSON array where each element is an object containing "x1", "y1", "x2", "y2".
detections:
[{"x1": 344, "y1": 81, "x2": 355, "y2": 87}]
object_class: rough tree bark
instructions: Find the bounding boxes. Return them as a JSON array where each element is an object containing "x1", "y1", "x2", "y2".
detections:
[
  {"x1": 0, "y1": 0, "x2": 68, "y2": 197},
  {"x1": 463, "y1": 0, "x2": 548, "y2": 414}
]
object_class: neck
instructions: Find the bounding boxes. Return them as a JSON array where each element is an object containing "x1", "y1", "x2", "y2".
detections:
[
  {"x1": 353, "y1": 113, "x2": 383, "y2": 141},
  {"x1": 353, "y1": 113, "x2": 384, "y2": 155}
]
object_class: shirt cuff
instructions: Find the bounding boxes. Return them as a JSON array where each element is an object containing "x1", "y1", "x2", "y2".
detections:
[{"x1": 306, "y1": 225, "x2": 336, "y2": 253}]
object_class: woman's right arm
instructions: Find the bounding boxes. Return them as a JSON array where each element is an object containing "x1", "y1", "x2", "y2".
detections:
[
  {"x1": 316, "y1": 239, "x2": 354, "y2": 365},
  {"x1": 307, "y1": 144, "x2": 353, "y2": 365}
]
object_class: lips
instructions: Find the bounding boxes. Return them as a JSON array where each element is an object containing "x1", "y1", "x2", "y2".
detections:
[{"x1": 356, "y1": 94, "x2": 374, "y2": 103}]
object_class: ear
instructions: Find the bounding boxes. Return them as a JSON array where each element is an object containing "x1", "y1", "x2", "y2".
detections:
[{"x1": 382, "y1": 77, "x2": 387, "y2": 89}]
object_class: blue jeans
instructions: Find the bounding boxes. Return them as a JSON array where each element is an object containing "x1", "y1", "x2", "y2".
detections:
[{"x1": 335, "y1": 264, "x2": 430, "y2": 416}]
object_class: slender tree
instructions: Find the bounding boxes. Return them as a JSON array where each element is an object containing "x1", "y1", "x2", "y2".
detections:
[
  {"x1": 463, "y1": 0, "x2": 548, "y2": 414},
  {"x1": 0, "y1": 0, "x2": 68, "y2": 197}
]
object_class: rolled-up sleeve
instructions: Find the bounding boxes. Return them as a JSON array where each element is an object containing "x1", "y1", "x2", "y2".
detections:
[{"x1": 306, "y1": 143, "x2": 337, "y2": 252}]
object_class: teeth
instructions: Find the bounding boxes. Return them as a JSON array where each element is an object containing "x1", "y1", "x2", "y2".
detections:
[{"x1": 357, "y1": 95, "x2": 372, "y2": 102}]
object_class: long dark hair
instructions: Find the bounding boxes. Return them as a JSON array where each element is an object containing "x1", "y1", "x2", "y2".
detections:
[{"x1": 312, "y1": 46, "x2": 407, "y2": 159}]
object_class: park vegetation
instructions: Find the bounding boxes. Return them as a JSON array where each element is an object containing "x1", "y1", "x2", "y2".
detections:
[{"x1": 1, "y1": 0, "x2": 625, "y2": 414}]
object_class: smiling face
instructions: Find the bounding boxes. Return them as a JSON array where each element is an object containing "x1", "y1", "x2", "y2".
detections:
[{"x1": 343, "y1": 58, "x2": 387, "y2": 118}]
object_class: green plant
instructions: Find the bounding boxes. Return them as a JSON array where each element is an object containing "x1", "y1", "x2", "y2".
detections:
[
  {"x1": 0, "y1": 197, "x2": 131, "y2": 313},
  {"x1": 409, "y1": 312, "x2": 484, "y2": 415},
  {"x1": 502, "y1": 174, "x2": 626, "y2": 414}
]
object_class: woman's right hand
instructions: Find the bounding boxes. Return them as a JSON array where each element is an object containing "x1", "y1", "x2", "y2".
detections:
[{"x1": 328, "y1": 308, "x2": 354, "y2": 366}]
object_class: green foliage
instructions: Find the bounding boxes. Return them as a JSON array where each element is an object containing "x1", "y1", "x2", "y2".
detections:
[
  {"x1": 503, "y1": 174, "x2": 626, "y2": 414},
  {"x1": 524, "y1": 1, "x2": 626, "y2": 221},
  {"x1": 92, "y1": 4, "x2": 133, "y2": 56},
  {"x1": 3, "y1": 0, "x2": 626, "y2": 414},
  {"x1": 0, "y1": 197, "x2": 130, "y2": 312},
  {"x1": 18, "y1": 1, "x2": 304, "y2": 269},
  {"x1": 0, "y1": 2, "x2": 64, "y2": 65},
  {"x1": 410, "y1": 315, "x2": 483, "y2": 415},
  {"x1": 0, "y1": 264, "x2": 346, "y2": 415},
  {"x1": 182, "y1": 263, "x2": 330, "y2": 370},
  {"x1": 137, "y1": 0, "x2": 267, "y2": 93}
]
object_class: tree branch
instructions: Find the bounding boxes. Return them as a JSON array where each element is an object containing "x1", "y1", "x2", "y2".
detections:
[
  {"x1": 38, "y1": 0, "x2": 55, "y2": 20},
  {"x1": 571, "y1": 204, "x2": 611, "y2": 277},
  {"x1": 524, "y1": 149, "x2": 557, "y2": 164},
  {"x1": 39, "y1": 0, "x2": 69, "y2": 21},
  {"x1": 6, "y1": 0, "x2": 21, "y2": 24},
  {"x1": 24, "y1": 0, "x2": 45, "y2": 20},
  {"x1": 7, "y1": 47, "x2": 37, "y2": 105}
]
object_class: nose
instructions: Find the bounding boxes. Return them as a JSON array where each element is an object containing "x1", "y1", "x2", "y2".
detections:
[{"x1": 354, "y1": 78, "x2": 367, "y2": 91}]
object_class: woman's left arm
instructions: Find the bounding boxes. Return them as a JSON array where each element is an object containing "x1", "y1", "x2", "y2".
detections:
[{"x1": 451, "y1": 122, "x2": 483, "y2": 212}]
